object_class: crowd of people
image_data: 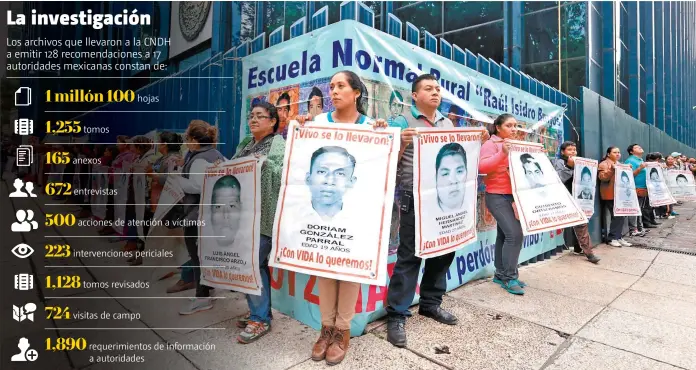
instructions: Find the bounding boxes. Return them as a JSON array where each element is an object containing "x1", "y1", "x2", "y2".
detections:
[{"x1": 9, "y1": 70, "x2": 696, "y2": 367}]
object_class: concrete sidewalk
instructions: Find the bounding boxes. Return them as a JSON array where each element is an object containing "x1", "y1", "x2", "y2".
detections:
[{"x1": 4, "y1": 181, "x2": 696, "y2": 370}]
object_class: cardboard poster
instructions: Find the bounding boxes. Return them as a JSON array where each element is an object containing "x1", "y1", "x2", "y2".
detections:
[
  {"x1": 271, "y1": 122, "x2": 399, "y2": 286},
  {"x1": 645, "y1": 163, "x2": 676, "y2": 207},
  {"x1": 508, "y1": 140, "x2": 587, "y2": 236},
  {"x1": 613, "y1": 163, "x2": 641, "y2": 216},
  {"x1": 199, "y1": 158, "x2": 264, "y2": 295},
  {"x1": 413, "y1": 127, "x2": 482, "y2": 258},
  {"x1": 571, "y1": 157, "x2": 598, "y2": 217},
  {"x1": 665, "y1": 170, "x2": 696, "y2": 202}
]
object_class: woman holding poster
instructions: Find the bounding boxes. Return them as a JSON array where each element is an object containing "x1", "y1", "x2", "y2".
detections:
[
  {"x1": 598, "y1": 147, "x2": 632, "y2": 247},
  {"x1": 297, "y1": 70, "x2": 391, "y2": 366},
  {"x1": 478, "y1": 114, "x2": 527, "y2": 295},
  {"x1": 232, "y1": 101, "x2": 286, "y2": 344}
]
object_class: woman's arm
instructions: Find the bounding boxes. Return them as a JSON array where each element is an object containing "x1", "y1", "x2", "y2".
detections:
[{"x1": 478, "y1": 141, "x2": 506, "y2": 175}]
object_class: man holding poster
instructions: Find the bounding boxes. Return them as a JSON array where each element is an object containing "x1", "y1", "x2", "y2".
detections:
[
  {"x1": 199, "y1": 159, "x2": 263, "y2": 298},
  {"x1": 553, "y1": 142, "x2": 600, "y2": 263},
  {"x1": 509, "y1": 141, "x2": 587, "y2": 237},
  {"x1": 413, "y1": 130, "x2": 481, "y2": 259}
]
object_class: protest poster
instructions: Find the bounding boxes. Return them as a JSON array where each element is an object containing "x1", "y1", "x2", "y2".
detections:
[
  {"x1": 271, "y1": 122, "x2": 400, "y2": 286},
  {"x1": 113, "y1": 167, "x2": 130, "y2": 234},
  {"x1": 571, "y1": 157, "x2": 598, "y2": 217},
  {"x1": 413, "y1": 127, "x2": 482, "y2": 258},
  {"x1": 665, "y1": 170, "x2": 696, "y2": 201},
  {"x1": 613, "y1": 163, "x2": 641, "y2": 216},
  {"x1": 508, "y1": 140, "x2": 587, "y2": 236},
  {"x1": 645, "y1": 163, "x2": 676, "y2": 207},
  {"x1": 133, "y1": 173, "x2": 147, "y2": 239},
  {"x1": 199, "y1": 158, "x2": 264, "y2": 295},
  {"x1": 91, "y1": 165, "x2": 108, "y2": 220}
]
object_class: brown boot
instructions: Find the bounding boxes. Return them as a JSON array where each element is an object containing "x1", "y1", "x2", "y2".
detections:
[
  {"x1": 325, "y1": 329, "x2": 350, "y2": 366},
  {"x1": 311, "y1": 326, "x2": 334, "y2": 361}
]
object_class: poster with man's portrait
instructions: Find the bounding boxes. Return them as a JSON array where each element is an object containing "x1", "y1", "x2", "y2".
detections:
[
  {"x1": 199, "y1": 158, "x2": 263, "y2": 295},
  {"x1": 413, "y1": 127, "x2": 482, "y2": 258},
  {"x1": 645, "y1": 163, "x2": 676, "y2": 207},
  {"x1": 508, "y1": 140, "x2": 587, "y2": 236},
  {"x1": 571, "y1": 157, "x2": 598, "y2": 217},
  {"x1": 613, "y1": 163, "x2": 641, "y2": 216},
  {"x1": 666, "y1": 170, "x2": 696, "y2": 201},
  {"x1": 271, "y1": 122, "x2": 400, "y2": 286}
]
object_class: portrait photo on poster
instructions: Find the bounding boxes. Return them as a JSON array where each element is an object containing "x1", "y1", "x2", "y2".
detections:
[
  {"x1": 666, "y1": 170, "x2": 696, "y2": 201},
  {"x1": 571, "y1": 158, "x2": 598, "y2": 217},
  {"x1": 413, "y1": 128, "x2": 481, "y2": 258},
  {"x1": 272, "y1": 123, "x2": 399, "y2": 285},
  {"x1": 645, "y1": 164, "x2": 676, "y2": 206},
  {"x1": 199, "y1": 159, "x2": 262, "y2": 295},
  {"x1": 509, "y1": 141, "x2": 587, "y2": 235},
  {"x1": 612, "y1": 163, "x2": 641, "y2": 216}
]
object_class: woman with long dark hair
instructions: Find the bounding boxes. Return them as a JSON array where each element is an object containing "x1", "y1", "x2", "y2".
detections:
[
  {"x1": 598, "y1": 146, "x2": 632, "y2": 247},
  {"x1": 175, "y1": 120, "x2": 226, "y2": 315},
  {"x1": 298, "y1": 70, "x2": 388, "y2": 365},
  {"x1": 478, "y1": 114, "x2": 527, "y2": 295}
]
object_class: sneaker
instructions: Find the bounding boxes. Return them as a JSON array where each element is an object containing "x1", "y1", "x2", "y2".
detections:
[
  {"x1": 493, "y1": 277, "x2": 527, "y2": 288},
  {"x1": 179, "y1": 297, "x2": 213, "y2": 315},
  {"x1": 236, "y1": 313, "x2": 251, "y2": 328},
  {"x1": 501, "y1": 280, "x2": 525, "y2": 295},
  {"x1": 667, "y1": 215, "x2": 675, "y2": 219},
  {"x1": 629, "y1": 230, "x2": 642, "y2": 237},
  {"x1": 609, "y1": 240, "x2": 623, "y2": 247},
  {"x1": 618, "y1": 239, "x2": 632, "y2": 247},
  {"x1": 670, "y1": 211, "x2": 679, "y2": 216},
  {"x1": 586, "y1": 254, "x2": 601, "y2": 264},
  {"x1": 237, "y1": 320, "x2": 270, "y2": 344}
]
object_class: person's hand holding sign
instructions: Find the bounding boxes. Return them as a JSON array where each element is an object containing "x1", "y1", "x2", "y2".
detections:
[
  {"x1": 501, "y1": 139, "x2": 511, "y2": 155},
  {"x1": 295, "y1": 114, "x2": 313, "y2": 127},
  {"x1": 372, "y1": 118, "x2": 388, "y2": 129},
  {"x1": 480, "y1": 129, "x2": 490, "y2": 143},
  {"x1": 398, "y1": 128, "x2": 418, "y2": 159},
  {"x1": 567, "y1": 156, "x2": 575, "y2": 168}
]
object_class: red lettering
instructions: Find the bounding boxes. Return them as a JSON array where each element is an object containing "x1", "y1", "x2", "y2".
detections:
[
  {"x1": 269, "y1": 267, "x2": 283, "y2": 290},
  {"x1": 304, "y1": 275, "x2": 320, "y2": 305},
  {"x1": 366, "y1": 284, "x2": 388, "y2": 312},
  {"x1": 287, "y1": 270, "x2": 296, "y2": 297},
  {"x1": 355, "y1": 286, "x2": 363, "y2": 313}
]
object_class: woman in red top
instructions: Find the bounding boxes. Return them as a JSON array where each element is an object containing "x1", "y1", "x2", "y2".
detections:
[{"x1": 478, "y1": 114, "x2": 526, "y2": 295}]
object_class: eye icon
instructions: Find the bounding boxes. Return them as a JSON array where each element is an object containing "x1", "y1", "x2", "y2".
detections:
[{"x1": 11, "y1": 244, "x2": 34, "y2": 259}]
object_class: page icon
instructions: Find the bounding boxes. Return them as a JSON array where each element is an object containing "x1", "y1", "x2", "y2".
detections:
[
  {"x1": 15, "y1": 87, "x2": 31, "y2": 106},
  {"x1": 16, "y1": 145, "x2": 33, "y2": 167}
]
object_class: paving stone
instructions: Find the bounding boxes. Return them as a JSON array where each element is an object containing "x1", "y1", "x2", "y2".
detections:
[
  {"x1": 631, "y1": 277, "x2": 696, "y2": 304},
  {"x1": 545, "y1": 337, "x2": 681, "y2": 370},
  {"x1": 644, "y1": 262, "x2": 696, "y2": 287},
  {"x1": 578, "y1": 308, "x2": 696, "y2": 369},
  {"x1": 371, "y1": 297, "x2": 564, "y2": 370},
  {"x1": 610, "y1": 289, "x2": 696, "y2": 329}
]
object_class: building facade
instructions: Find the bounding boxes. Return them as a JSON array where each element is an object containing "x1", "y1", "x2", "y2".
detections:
[{"x1": 7, "y1": 1, "x2": 695, "y2": 153}]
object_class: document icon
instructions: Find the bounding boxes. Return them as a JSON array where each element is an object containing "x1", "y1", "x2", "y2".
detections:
[
  {"x1": 16, "y1": 145, "x2": 33, "y2": 167},
  {"x1": 14, "y1": 274, "x2": 33, "y2": 291},
  {"x1": 14, "y1": 119, "x2": 33, "y2": 136},
  {"x1": 15, "y1": 87, "x2": 31, "y2": 106}
]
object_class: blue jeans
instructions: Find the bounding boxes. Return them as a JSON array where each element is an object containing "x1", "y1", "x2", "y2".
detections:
[
  {"x1": 485, "y1": 193, "x2": 524, "y2": 281},
  {"x1": 247, "y1": 235, "x2": 272, "y2": 324}
]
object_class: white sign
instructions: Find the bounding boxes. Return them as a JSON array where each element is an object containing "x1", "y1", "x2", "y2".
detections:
[
  {"x1": 509, "y1": 140, "x2": 587, "y2": 235},
  {"x1": 271, "y1": 122, "x2": 399, "y2": 286},
  {"x1": 613, "y1": 163, "x2": 641, "y2": 216},
  {"x1": 571, "y1": 157, "x2": 598, "y2": 217},
  {"x1": 666, "y1": 170, "x2": 696, "y2": 201},
  {"x1": 199, "y1": 158, "x2": 264, "y2": 295},
  {"x1": 133, "y1": 173, "x2": 147, "y2": 239},
  {"x1": 413, "y1": 127, "x2": 482, "y2": 258},
  {"x1": 645, "y1": 163, "x2": 676, "y2": 207}
]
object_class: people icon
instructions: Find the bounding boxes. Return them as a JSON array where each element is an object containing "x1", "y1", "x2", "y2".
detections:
[
  {"x1": 11, "y1": 337, "x2": 38, "y2": 362},
  {"x1": 11, "y1": 210, "x2": 39, "y2": 232},
  {"x1": 9, "y1": 178, "x2": 36, "y2": 198}
]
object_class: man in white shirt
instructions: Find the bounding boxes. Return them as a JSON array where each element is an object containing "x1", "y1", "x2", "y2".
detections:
[{"x1": 305, "y1": 146, "x2": 357, "y2": 222}]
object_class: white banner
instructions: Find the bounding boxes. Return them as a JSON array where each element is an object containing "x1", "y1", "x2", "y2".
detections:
[
  {"x1": 271, "y1": 122, "x2": 399, "y2": 285},
  {"x1": 665, "y1": 170, "x2": 696, "y2": 202},
  {"x1": 199, "y1": 158, "x2": 263, "y2": 295},
  {"x1": 571, "y1": 157, "x2": 598, "y2": 217},
  {"x1": 146, "y1": 176, "x2": 188, "y2": 281},
  {"x1": 645, "y1": 163, "x2": 676, "y2": 207},
  {"x1": 113, "y1": 167, "x2": 130, "y2": 235},
  {"x1": 613, "y1": 163, "x2": 641, "y2": 216},
  {"x1": 509, "y1": 140, "x2": 587, "y2": 236},
  {"x1": 133, "y1": 172, "x2": 147, "y2": 240},
  {"x1": 91, "y1": 165, "x2": 108, "y2": 220},
  {"x1": 413, "y1": 127, "x2": 482, "y2": 258}
]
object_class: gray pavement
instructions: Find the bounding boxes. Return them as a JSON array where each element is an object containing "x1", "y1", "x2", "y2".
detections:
[{"x1": 4, "y1": 180, "x2": 696, "y2": 369}]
